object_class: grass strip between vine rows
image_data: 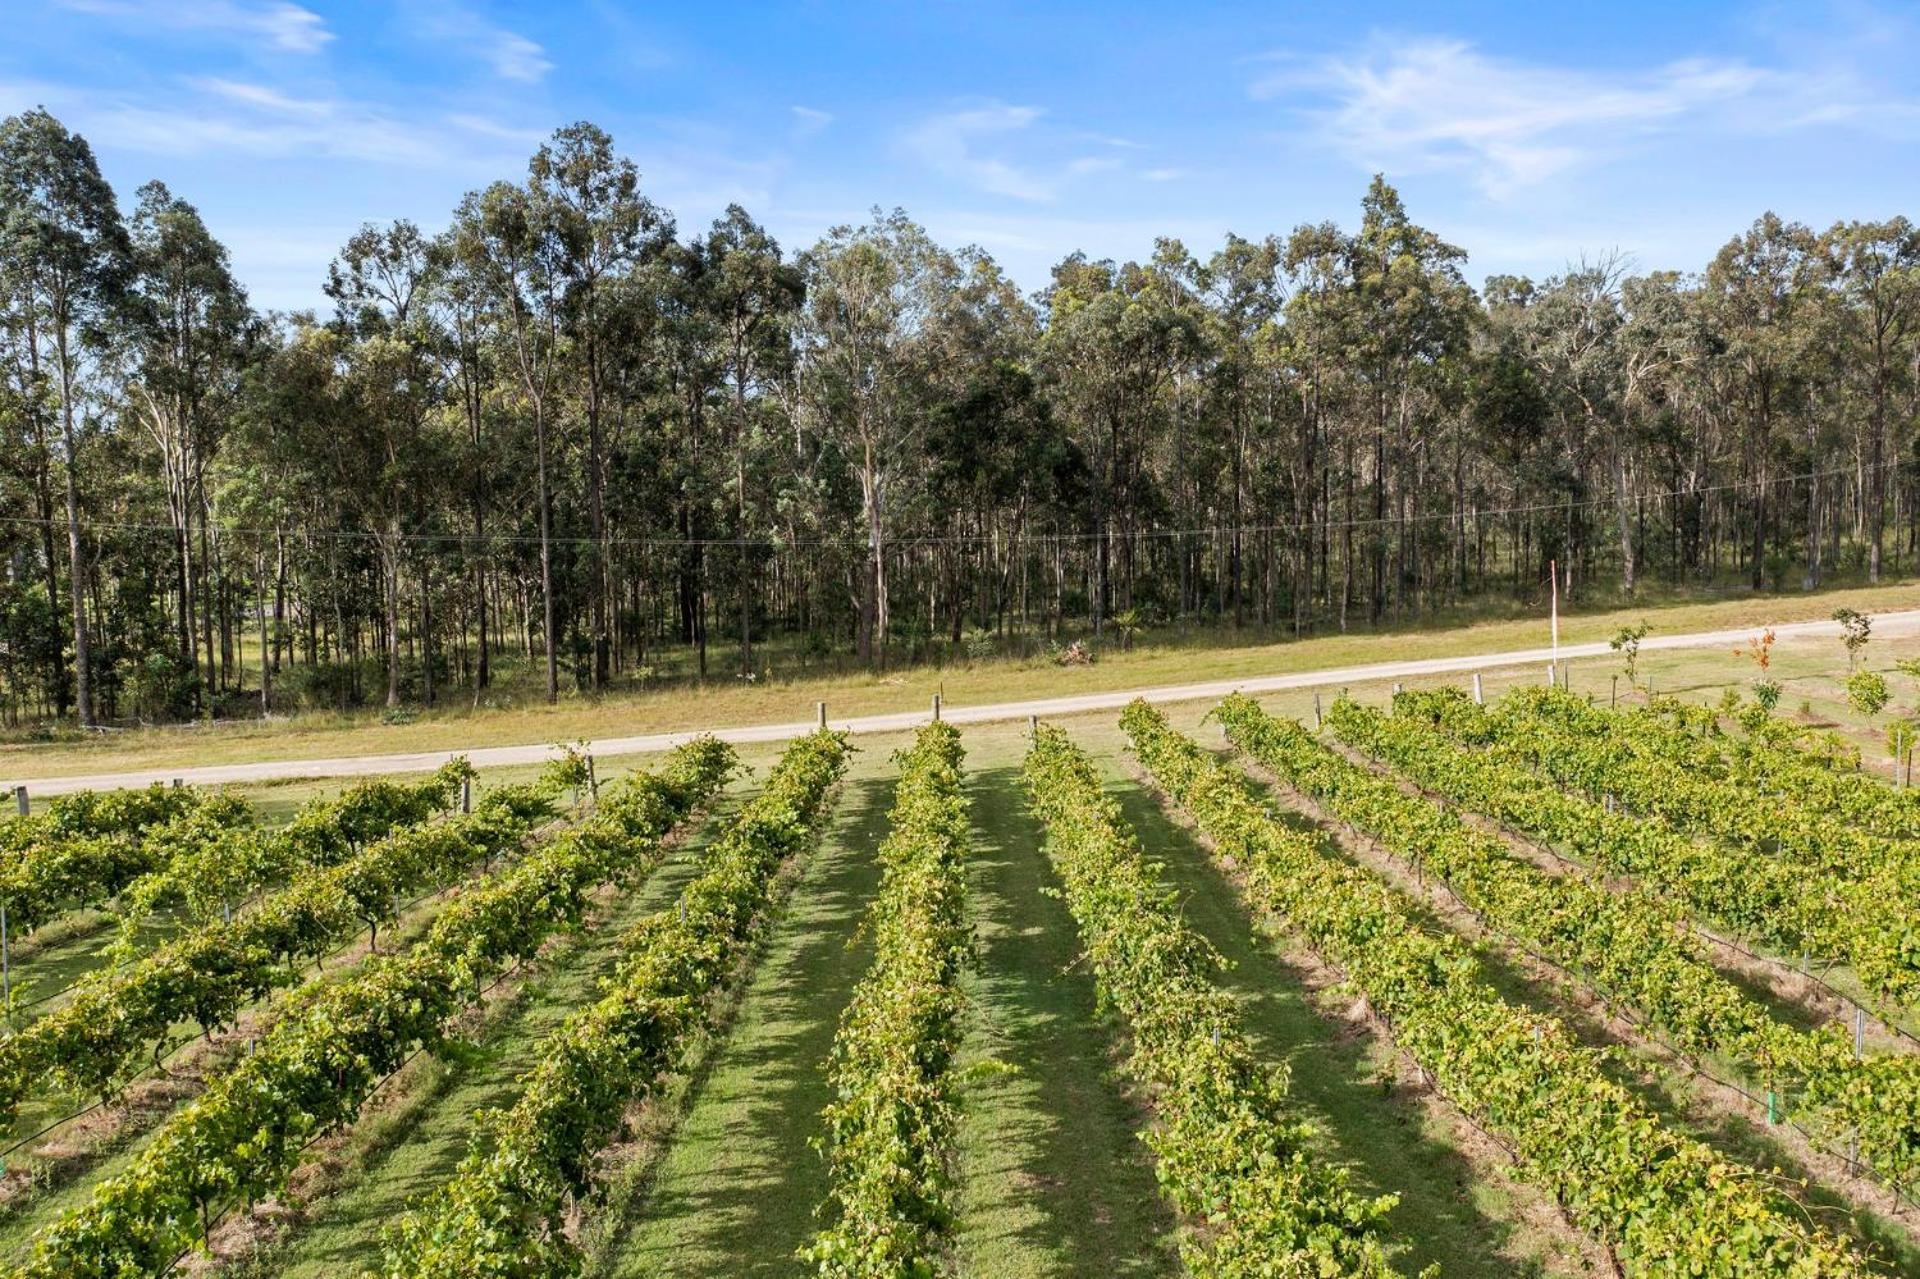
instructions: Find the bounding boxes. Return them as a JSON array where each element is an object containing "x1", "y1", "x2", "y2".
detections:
[
  {"x1": 1317, "y1": 693, "x2": 1920, "y2": 1198},
  {"x1": 1024, "y1": 721, "x2": 1409, "y2": 1279},
  {"x1": 800, "y1": 721, "x2": 970, "y2": 1277},
  {"x1": 1129, "y1": 696, "x2": 1875, "y2": 1277},
  {"x1": 373, "y1": 727, "x2": 848, "y2": 1277},
  {"x1": 0, "y1": 758, "x2": 561, "y2": 1127},
  {"x1": 6, "y1": 736, "x2": 736, "y2": 1279}
]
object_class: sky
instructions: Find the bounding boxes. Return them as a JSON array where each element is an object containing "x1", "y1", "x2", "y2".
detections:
[{"x1": 4, "y1": 0, "x2": 1918, "y2": 313}]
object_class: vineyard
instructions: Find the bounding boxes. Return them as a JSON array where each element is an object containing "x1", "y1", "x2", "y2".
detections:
[{"x1": 2, "y1": 684, "x2": 1920, "y2": 1277}]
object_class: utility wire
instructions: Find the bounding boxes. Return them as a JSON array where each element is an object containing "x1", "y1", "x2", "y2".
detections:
[{"x1": 0, "y1": 459, "x2": 1900, "y2": 552}]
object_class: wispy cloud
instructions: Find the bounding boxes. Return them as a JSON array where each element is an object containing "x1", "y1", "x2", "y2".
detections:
[
  {"x1": 1259, "y1": 37, "x2": 1781, "y2": 195},
  {"x1": 405, "y1": 1, "x2": 552, "y2": 83},
  {"x1": 11, "y1": 74, "x2": 534, "y2": 171},
  {"x1": 59, "y1": 0, "x2": 331, "y2": 52},
  {"x1": 791, "y1": 105, "x2": 833, "y2": 137},
  {"x1": 903, "y1": 103, "x2": 1056, "y2": 201}
]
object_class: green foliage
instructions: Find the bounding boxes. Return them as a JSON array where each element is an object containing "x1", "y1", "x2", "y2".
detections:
[
  {"x1": 1464, "y1": 684, "x2": 1920, "y2": 1018},
  {"x1": 1025, "y1": 718, "x2": 1407, "y2": 1279},
  {"x1": 1173, "y1": 696, "x2": 1873, "y2": 1275},
  {"x1": 1833, "y1": 607, "x2": 1873, "y2": 667},
  {"x1": 1846, "y1": 668, "x2": 1891, "y2": 717},
  {"x1": 1336, "y1": 692, "x2": 1920, "y2": 1194},
  {"x1": 802, "y1": 723, "x2": 970, "y2": 1277},
  {"x1": 1608, "y1": 619, "x2": 1651, "y2": 686},
  {"x1": 0, "y1": 760, "x2": 509, "y2": 1124},
  {"x1": 11, "y1": 737, "x2": 738, "y2": 1279},
  {"x1": 0, "y1": 784, "x2": 240, "y2": 935},
  {"x1": 373, "y1": 731, "x2": 845, "y2": 1279}
]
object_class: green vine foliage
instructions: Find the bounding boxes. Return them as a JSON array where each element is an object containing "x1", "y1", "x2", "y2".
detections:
[
  {"x1": 0, "y1": 785, "x2": 251, "y2": 935},
  {"x1": 10, "y1": 737, "x2": 737, "y2": 1279},
  {"x1": 1319, "y1": 694, "x2": 1920, "y2": 1198},
  {"x1": 1412, "y1": 687, "x2": 1920, "y2": 1018},
  {"x1": 373, "y1": 729, "x2": 846, "y2": 1279},
  {"x1": 0, "y1": 759, "x2": 537, "y2": 1125},
  {"x1": 1137, "y1": 696, "x2": 1873, "y2": 1277},
  {"x1": 1025, "y1": 720, "x2": 1409, "y2": 1279},
  {"x1": 801, "y1": 722, "x2": 970, "y2": 1278},
  {"x1": 1650, "y1": 693, "x2": 1920, "y2": 843},
  {"x1": 109, "y1": 761, "x2": 477, "y2": 950}
]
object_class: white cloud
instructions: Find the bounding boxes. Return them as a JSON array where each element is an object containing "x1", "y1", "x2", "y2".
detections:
[
  {"x1": 405, "y1": 1, "x2": 552, "y2": 83},
  {"x1": 901, "y1": 103, "x2": 1059, "y2": 202},
  {"x1": 10, "y1": 75, "x2": 533, "y2": 172},
  {"x1": 480, "y1": 30, "x2": 552, "y2": 82},
  {"x1": 791, "y1": 105, "x2": 834, "y2": 136},
  {"x1": 445, "y1": 112, "x2": 548, "y2": 147},
  {"x1": 59, "y1": 0, "x2": 331, "y2": 52},
  {"x1": 190, "y1": 76, "x2": 333, "y2": 116},
  {"x1": 1256, "y1": 37, "x2": 1796, "y2": 196}
]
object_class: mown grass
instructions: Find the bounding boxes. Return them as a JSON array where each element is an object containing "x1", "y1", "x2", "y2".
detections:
[
  {"x1": 601, "y1": 764, "x2": 896, "y2": 1278},
  {"x1": 946, "y1": 762, "x2": 1180, "y2": 1279},
  {"x1": 261, "y1": 789, "x2": 743, "y2": 1278},
  {"x1": 8, "y1": 577, "x2": 1918, "y2": 780}
]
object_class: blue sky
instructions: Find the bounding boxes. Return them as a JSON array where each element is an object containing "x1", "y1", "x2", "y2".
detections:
[{"x1": 5, "y1": 0, "x2": 1918, "y2": 312}]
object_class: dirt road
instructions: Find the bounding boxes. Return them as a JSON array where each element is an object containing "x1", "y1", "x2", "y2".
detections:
[{"x1": 12, "y1": 608, "x2": 1916, "y2": 796}]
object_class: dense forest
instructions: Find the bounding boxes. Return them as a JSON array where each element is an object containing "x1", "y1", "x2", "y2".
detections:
[{"x1": 4, "y1": 106, "x2": 1920, "y2": 725}]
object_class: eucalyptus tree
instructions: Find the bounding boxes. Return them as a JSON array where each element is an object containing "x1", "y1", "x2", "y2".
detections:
[
  {"x1": 1283, "y1": 220, "x2": 1358, "y2": 627},
  {"x1": 532, "y1": 123, "x2": 672, "y2": 688},
  {"x1": 797, "y1": 209, "x2": 965, "y2": 667},
  {"x1": 427, "y1": 228, "x2": 501, "y2": 691},
  {"x1": 123, "y1": 180, "x2": 253, "y2": 707},
  {"x1": 1824, "y1": 218, "x2": 1920, "y2": 581},
  {"x1": 1506, "y1": 257, "x2": 1642, "y2": 593},
  {"x1": 702, "y1": 205, "x2": 802, "y2": 675},
  {"x1": 1040, "y1": 251, "x2": 1200, "y2": 635},
  {"x1": 1204, "y1": 233, "x2": 1285, "y2": 623},
  {"x1": 449, "y1": 181, "x2": 563, "y2": 701},
  {"x1": 325, "y1": 219, "x2": 444, "y2": 706},
  {"x1": 1705, "y1": 213, "x2": 1822, "y2": 588},
  {"x1": 0, "y1": 108, "x2": 132, "y2": 726},
  {"x1": 1343, "y1": 176, "x2": 1472, "y2": 620}
]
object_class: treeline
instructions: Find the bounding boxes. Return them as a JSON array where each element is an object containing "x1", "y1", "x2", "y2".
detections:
[{"x1": 4, "y1": 107, "x2": 1920, "y2": 725}]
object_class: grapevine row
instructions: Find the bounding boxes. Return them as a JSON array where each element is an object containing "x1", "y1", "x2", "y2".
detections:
[
  {"x1": 1413, "y1": 687, "x2": 1920, "y2": 1015},
  {"x1": 1369, "y1": 688, "x2": 1891, "y2": 1000},
  {"x1": 0, "y1": 785, "x2": 251, "y2": 936},
  {"x1": 1649, "y1": 697, "x2": 1920, "y2": 844},
  {"x1": 375, "y1": 729, "x2": 846, "y2": 1278},
  {"x1": 1314, "y1": 694, "x2": 1920, "y2": 1194},
  {"x1": 1024, "y1": 721, "x2": 1406, "y2": 1278},
  {"x1": 109, "y1": 764, "x2": 476, "y2": 947},
  {"x1": 10, "y1": 736, "x2": 735, "y2": 1279},
  {"x1": 0, "y1": 758, "x2": 563, "y2": 1126},
  {"x1": 1134, "y1": 697, "x2": 1873, "y2": 1276},
  {"x1": 1481, "y1": 687, "x2": 1920, "y2": 890},
  {"x1": 802, "y1": 722, "x2": 970, "y2": 1277}
]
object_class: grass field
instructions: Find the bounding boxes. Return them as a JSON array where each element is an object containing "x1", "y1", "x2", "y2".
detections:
[
  {"x1": 7, "y1": 577, "x2": 1919, "y2": 782},
  {"x1": 3, "y1": 591, "x2": 1919, "y2": 1277}
]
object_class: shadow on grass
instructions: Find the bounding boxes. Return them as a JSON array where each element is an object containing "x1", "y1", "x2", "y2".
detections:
[
  {"x1": 606, "y1": 774, "x2": 894, "y2": 1279},
  {"x1": 950, "y1": 765, "x2": 1180, "y2": 1279},
  {"x1": 1103, "y1": 766, "x2": 1540, "y2": 1278}
]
